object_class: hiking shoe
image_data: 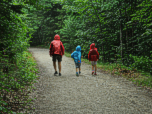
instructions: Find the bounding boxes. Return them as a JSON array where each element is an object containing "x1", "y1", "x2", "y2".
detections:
[
  {"x1": 94, "y1": 73, "x2": 97, "y2": 75},
  {"x1": 59, "y1": 73, "x2": 61, "y2": 76},
  {"x1": 92, "y1": 71, "x2": 94, "y2": 75},
  {"x1": 54, "y1": 71, "x2": 58, "y2": 76},
  {"x1": 76, "y1": 73, "x2": 79, "y2": 77},
  {"x1": 79, "y1": 71, "x2": 81, "y2": 74}
]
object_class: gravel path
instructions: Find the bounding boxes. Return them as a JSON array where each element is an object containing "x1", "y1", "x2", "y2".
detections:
[{"x1": 26, "y1": 48, "x2": 152, "y2": 114}]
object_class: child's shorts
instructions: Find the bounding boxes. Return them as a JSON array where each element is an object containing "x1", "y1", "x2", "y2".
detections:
[
  {"x1": 91, "y1": 61, "x2": 97, "y2": 65},
  {"x1": 75, "y1": 63, "x2": 81, "y2": 68}
]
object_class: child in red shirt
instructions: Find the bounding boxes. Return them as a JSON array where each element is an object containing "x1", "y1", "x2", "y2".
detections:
[{"x1": 88, "y1": 43, "x2": 99, "y2": 75}]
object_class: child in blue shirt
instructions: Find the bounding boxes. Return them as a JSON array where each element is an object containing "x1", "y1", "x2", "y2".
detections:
[{"x1": 71, "y1": 45, "x2": 82, "y2": 76}]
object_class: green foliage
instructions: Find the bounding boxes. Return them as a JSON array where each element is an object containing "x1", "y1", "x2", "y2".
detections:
[
  {"x1": 53, "y1": 0, "x2": 152, "y2": 85},
  {"x1": 130, "y1": 54, "x2": 152, "y2": 73},
  {"x1": 0, "y1": 0, "x2": 41, "y2": 113},
  {"x1": 1, "y1": 0, "x2": 152, "y2": 112}
]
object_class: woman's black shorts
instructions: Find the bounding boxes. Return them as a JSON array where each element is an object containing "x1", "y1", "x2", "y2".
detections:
[{"x1": 52, "y1": 54, "x2": 62, "y2": 62}]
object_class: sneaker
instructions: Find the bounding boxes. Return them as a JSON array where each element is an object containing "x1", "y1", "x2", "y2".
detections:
[
  {"x1": 59, "y1": 73, "x2": 61, "y2": 76},
  {"x1": 54, "y1": 71, "x2": 58, "y2": 76},
  {"x1": 94, "y1": 73, "x2": 97, "y2": 75},
  {"x1": 92, "y1": 71, "x2": 94, "y2": 75}
]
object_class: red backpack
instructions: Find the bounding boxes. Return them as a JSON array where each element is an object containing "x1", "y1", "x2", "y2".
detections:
[
  {"x1": 89, "y1": 49, "x2": 98, "y2": 61},
  {"x1": 52, "y1": 41, "x2": 62, "y2": 55}
]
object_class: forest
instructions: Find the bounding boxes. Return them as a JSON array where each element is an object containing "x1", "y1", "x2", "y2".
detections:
[{"x1": 0, "y1": 0, "x2": 152, "y2": 113}]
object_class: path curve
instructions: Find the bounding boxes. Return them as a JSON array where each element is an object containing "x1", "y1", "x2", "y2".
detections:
[{"x1": 26, "y1": 48, "x2": 152, "y2": 114}]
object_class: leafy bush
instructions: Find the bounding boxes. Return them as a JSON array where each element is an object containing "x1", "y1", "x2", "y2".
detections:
[{"x1": 129, "y1": 54, "x2": 152, "y2": 75}]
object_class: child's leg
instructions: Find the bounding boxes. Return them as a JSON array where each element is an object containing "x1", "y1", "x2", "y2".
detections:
[
  {"x1": 79, "y1": 67, "x2": 81, "y2": 72},
  {"x1": 92, "y1": 65, "x2": 94, "y2": 71},
  {"x1": 95, "y1": 64, "x2": 97, "y2": 73},
  {"x1": 76, "y1": 67, "x2": 79, "y2": 76},
  {"x1": 79, "y1": 63, "x2": 81, "y2": 74},
  {"x1": 76, "y1": 68, "x2": 78, "y2": 72},
  {"x1": 92, "y1": 64, "x2": 94, "y2": 75}
]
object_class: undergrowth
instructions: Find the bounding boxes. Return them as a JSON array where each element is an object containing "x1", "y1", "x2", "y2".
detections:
[{"x1": 0, "y1": 50, "x2": 39, "y2": 114}]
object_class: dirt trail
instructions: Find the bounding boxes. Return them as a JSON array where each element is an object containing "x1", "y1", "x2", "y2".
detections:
[{"x1": 25, "y1": 48, "x2": 152, "y2": 114}]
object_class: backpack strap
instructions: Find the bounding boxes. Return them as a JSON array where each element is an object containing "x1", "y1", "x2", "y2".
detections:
[
  {"x1": 60, "y1": 41, "x2": 62, "y2": 55},
  {"x1": 51, "y1": 43, "x2": 54, "y2": 55}
]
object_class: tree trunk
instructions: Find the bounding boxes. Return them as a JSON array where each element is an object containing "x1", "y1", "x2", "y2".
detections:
[
  {"x1": 39, "y1": 30, "x2": 41, "y2": 45},
  {"x1": 37, "y1": 31, "x2": 39, "y2": 45},
  {"x1": 102, "y1": 43, "x2": 105, "y2": 62},
  {"x1": 132, "y1": 23, "x2": 134, "y2": 53},
  {"x1": 119, "y1": 8, "x2": 123, "y2": 63},
  {"x1": 125, "y1": 8, "x2": 129, "y2": 65}
]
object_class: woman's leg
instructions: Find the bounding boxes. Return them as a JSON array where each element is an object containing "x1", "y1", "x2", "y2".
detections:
[
  {"x1": 58, "y1": 62, "x2": 61, "y2": 73},
  {"x1": 53, "y1": 61, "x2": 57, "y2": 72}
]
